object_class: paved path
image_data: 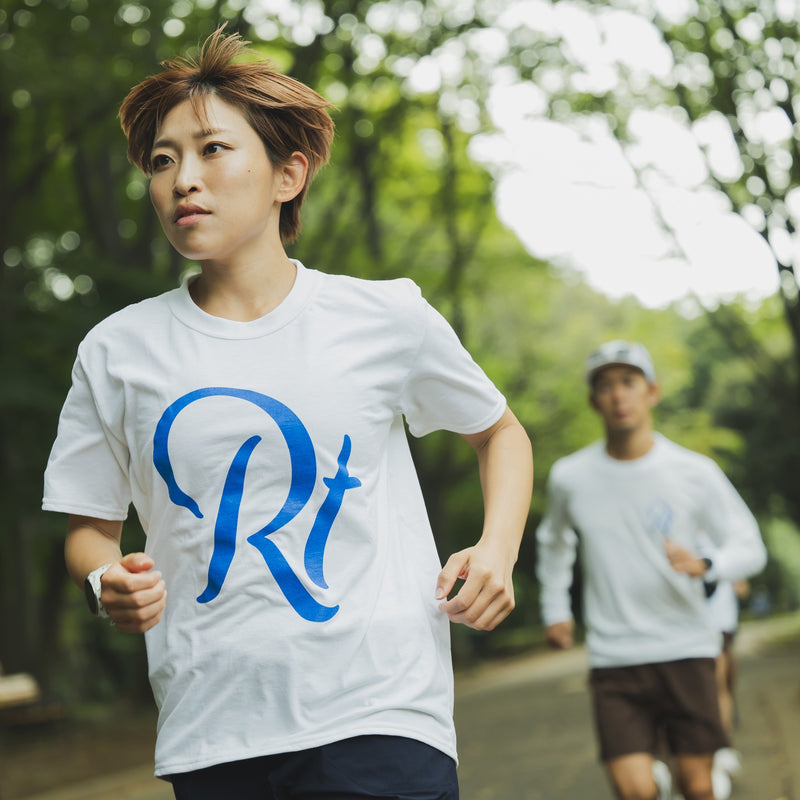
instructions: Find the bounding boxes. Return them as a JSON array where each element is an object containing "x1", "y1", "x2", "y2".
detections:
[
  {"x1": 14, "y1": 614, "x2": 800, "y2": 800},
  {"x1": 456, "y1": 613, "x2": 800, "y2": 799}
]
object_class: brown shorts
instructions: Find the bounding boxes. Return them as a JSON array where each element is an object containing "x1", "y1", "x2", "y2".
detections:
[{"x1": 589, "y1": 658, "x2": 729, "y2": 762}]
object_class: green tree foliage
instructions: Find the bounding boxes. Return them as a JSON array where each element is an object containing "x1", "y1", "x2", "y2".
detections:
[
  {"x1": 498, "y1": 0, "x2": 800, "y2": 359},
  {"x1": 670, "y1": 297, "x2": 800, "y2": 609},
  {"x1": 494, "y1": 0, "x2": 800, "y2": 537},
  {"x1": 653, "y1": 0, "x2": 800, "y2": 367},
  {"x1": 652, "y1": 2, "x2": 800, "y2": 541},
  {"x1": 679, "y1": 299, "x2": 800, "y2": 523}
]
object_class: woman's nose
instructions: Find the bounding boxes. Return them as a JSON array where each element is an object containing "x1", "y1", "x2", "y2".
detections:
[{"x1": 173, "y1": 158, "x2": 201, "y2": 196}]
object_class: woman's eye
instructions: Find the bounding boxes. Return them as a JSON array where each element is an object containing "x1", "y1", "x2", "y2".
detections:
[
  {"x1": 152, "y1": 154, "x2": 172, "y2": 169},
  {"x1": 204, "y1": 142, "x2": 226, "y2": 156}
]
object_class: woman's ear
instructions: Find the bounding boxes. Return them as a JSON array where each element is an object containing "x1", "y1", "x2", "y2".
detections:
[{"x1": 276, "y1": 152, "x2": 309, "y2": 202}]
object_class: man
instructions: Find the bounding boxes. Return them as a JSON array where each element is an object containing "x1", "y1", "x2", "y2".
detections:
[{"x1": 536, "y1": 341, "x2": 766, "y2": 800}]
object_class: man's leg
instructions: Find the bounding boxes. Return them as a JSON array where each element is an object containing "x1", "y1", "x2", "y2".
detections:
[
  {"x1": 660, "y1": 658, "x2": 728, "y2": 800},
  {"x1": 674, "y1": 753, "x2": 715, "y2": 800},
  {"x1": 605, "y1": 753, "x2": 666, "y2": 800},
  {"x1": 590, "y1": 665, "x2": 664, "y2": 800},
  {"x1": 715, "y1": 645, "x2": 734, "y2": 736}
]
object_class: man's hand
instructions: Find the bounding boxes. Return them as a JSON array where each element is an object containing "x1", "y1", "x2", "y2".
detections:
[
  {"x1": 545, "y1": 620, "x2": 574, "y2": 650},
  {"x1": 436, "y1": 541, "x2": 515, "y2": 631},
  {"x1": 101, "y1": 553, "x2": 166, "y2": 633},
  {"x1": 664, "y1": 538, "x2": 707, "y2": 578}
]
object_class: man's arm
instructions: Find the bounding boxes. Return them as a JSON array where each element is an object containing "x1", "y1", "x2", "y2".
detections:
[
  {"x1": 545, "y1": 619, "x2": 575, "y2": 650},
  {"x1": 65, "y1": 515, "x2": 166, "y2": 633},
  {"x1": 436, "y1": 407, "x2": 533, "y2": 631},
  {"x1": 667, "y1": 462, "x2": 766, "y2": 583},
  {"x1": 535, "y1": 462, "x2": 579, "y2": 648}
]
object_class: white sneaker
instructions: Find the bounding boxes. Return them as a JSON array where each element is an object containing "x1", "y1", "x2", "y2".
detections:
[
  {"x1": 714, "y1": 747, "x2": 742, "y2": 778},
  {"x1": 652, "y1": 760, "x2": 673, "y2": 800},
  {"x1": 712, "y1": 764, "x2": 732, "y2": 800}
]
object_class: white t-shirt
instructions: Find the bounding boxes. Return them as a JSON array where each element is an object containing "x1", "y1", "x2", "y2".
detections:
[
  {"x1": 43, "y1": 261, "x2": 506, "y2": 776},
  {"x1": 705, "y1": 580, "x2": 740, "y2": 635},
  {"x1": 536, "y1": 435, "x2": 766, "y2": 668},
  {"x1": 699, "y1": 533, "x2": 741, "y2": 635}
]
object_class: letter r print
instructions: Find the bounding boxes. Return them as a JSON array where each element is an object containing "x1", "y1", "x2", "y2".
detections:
[{"x1": 153, "y1": 387, "x2": 361, "y2": 621}]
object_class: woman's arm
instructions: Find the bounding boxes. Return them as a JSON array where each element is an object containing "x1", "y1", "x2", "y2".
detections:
[
  {"x1": 65, "y1": 515, "x2": 166, "y2": 633},
  {"x1": 436, "y1": 407, "x2": 533, "y2": 631}
]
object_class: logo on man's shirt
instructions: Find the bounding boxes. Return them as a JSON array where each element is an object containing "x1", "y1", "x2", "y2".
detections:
[
  {"x1": 152, "y1": 387, "x2": 361, "y2": 622},
  {"x1": 645, "y1": 499, "x2": 674, "y2": 540}
]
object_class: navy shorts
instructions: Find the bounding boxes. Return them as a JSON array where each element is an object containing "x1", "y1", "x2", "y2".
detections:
[{"x1": 168, "y1": 734, "x2": 459, "y2": 800}]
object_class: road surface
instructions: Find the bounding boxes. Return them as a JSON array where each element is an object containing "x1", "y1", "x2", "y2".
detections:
[{"x1": 12, "y1": 614, "x2": 800, "y2": 800}]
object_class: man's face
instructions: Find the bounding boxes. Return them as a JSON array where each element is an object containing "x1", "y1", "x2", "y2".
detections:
[{"x1": 590, "y1": 364, "x2": 659, "y2": 432}]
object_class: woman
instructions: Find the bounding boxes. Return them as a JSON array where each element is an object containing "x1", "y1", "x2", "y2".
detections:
[{"x1": 43, "y1": 28, "x2": 532, "y2": 800}]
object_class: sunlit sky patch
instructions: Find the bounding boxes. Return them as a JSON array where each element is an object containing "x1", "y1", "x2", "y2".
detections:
[{"x1": 469, "y1": 0, "x2": 784, "y2": 309}]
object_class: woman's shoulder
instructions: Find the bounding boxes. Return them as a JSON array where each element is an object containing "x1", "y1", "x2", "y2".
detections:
[
  {"x1": 78, "y1": 287, "x2": 179, "y2": 350},
  {"x1": 310, "y1": 270, "x2": 431, "y2": 337},
  {"x1": 315, "y1": 269, "x2": 423, "y2": 309}
]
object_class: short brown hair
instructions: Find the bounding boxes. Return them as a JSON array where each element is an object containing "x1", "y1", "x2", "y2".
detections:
[{"x1": 119, "y1": 27, "x2": 335, "y2": 244}]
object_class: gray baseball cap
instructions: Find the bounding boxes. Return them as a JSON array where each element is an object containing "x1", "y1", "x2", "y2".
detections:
[{"x1": 585, "y1": 340, "x2": 656, "y2": 385}]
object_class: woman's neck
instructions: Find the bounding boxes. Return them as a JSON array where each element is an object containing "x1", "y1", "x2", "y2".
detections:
[{"x1": 190, "y1": 256, "x2": 297, "y2": 322}]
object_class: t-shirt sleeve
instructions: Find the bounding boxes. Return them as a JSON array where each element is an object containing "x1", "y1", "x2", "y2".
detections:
[
  {"x1": 42, "y1": 353, "x2": 132, "y2": 520},
  {"x1": 398, "y1": 288, "x2": 506, "y2": 438}
]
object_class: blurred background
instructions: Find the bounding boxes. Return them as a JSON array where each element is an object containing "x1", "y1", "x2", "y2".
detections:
[{"x1": 1, "y1": 0, "x2": 800, "y2": 795}]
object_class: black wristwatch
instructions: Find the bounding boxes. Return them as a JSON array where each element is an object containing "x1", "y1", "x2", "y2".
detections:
[
  {"x1": 84, "y1": 563, "x2": 112, "y2": 618},
  {"x1": 701, "y1": 558, "x2": 717, "y2": 598}
]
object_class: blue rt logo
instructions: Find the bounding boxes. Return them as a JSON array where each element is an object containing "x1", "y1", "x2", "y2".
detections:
[
  {"x1": 646, "y1": 500, "x2": 674, "y2": 540},
  {"x1": 153, "y1": 387, "x2": 361, "y2": 622}
]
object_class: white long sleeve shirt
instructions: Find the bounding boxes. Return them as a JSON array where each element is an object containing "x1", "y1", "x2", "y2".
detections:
[{"x1": 536, "y1": 435, "x2": 766, "y2": 668}]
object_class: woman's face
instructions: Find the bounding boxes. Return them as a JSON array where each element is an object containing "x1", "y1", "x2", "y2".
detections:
[{"x1": 148, "y1": 94, "x2": 296, "y2": 266}]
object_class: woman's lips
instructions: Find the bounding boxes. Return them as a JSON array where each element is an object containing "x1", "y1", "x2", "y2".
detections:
[
  {"x1": 175, "y1": 212, "x2": 209, "y2": 227},
  {"x1": 174, "y1": 205, "x2": 210, "y2": 226}
]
